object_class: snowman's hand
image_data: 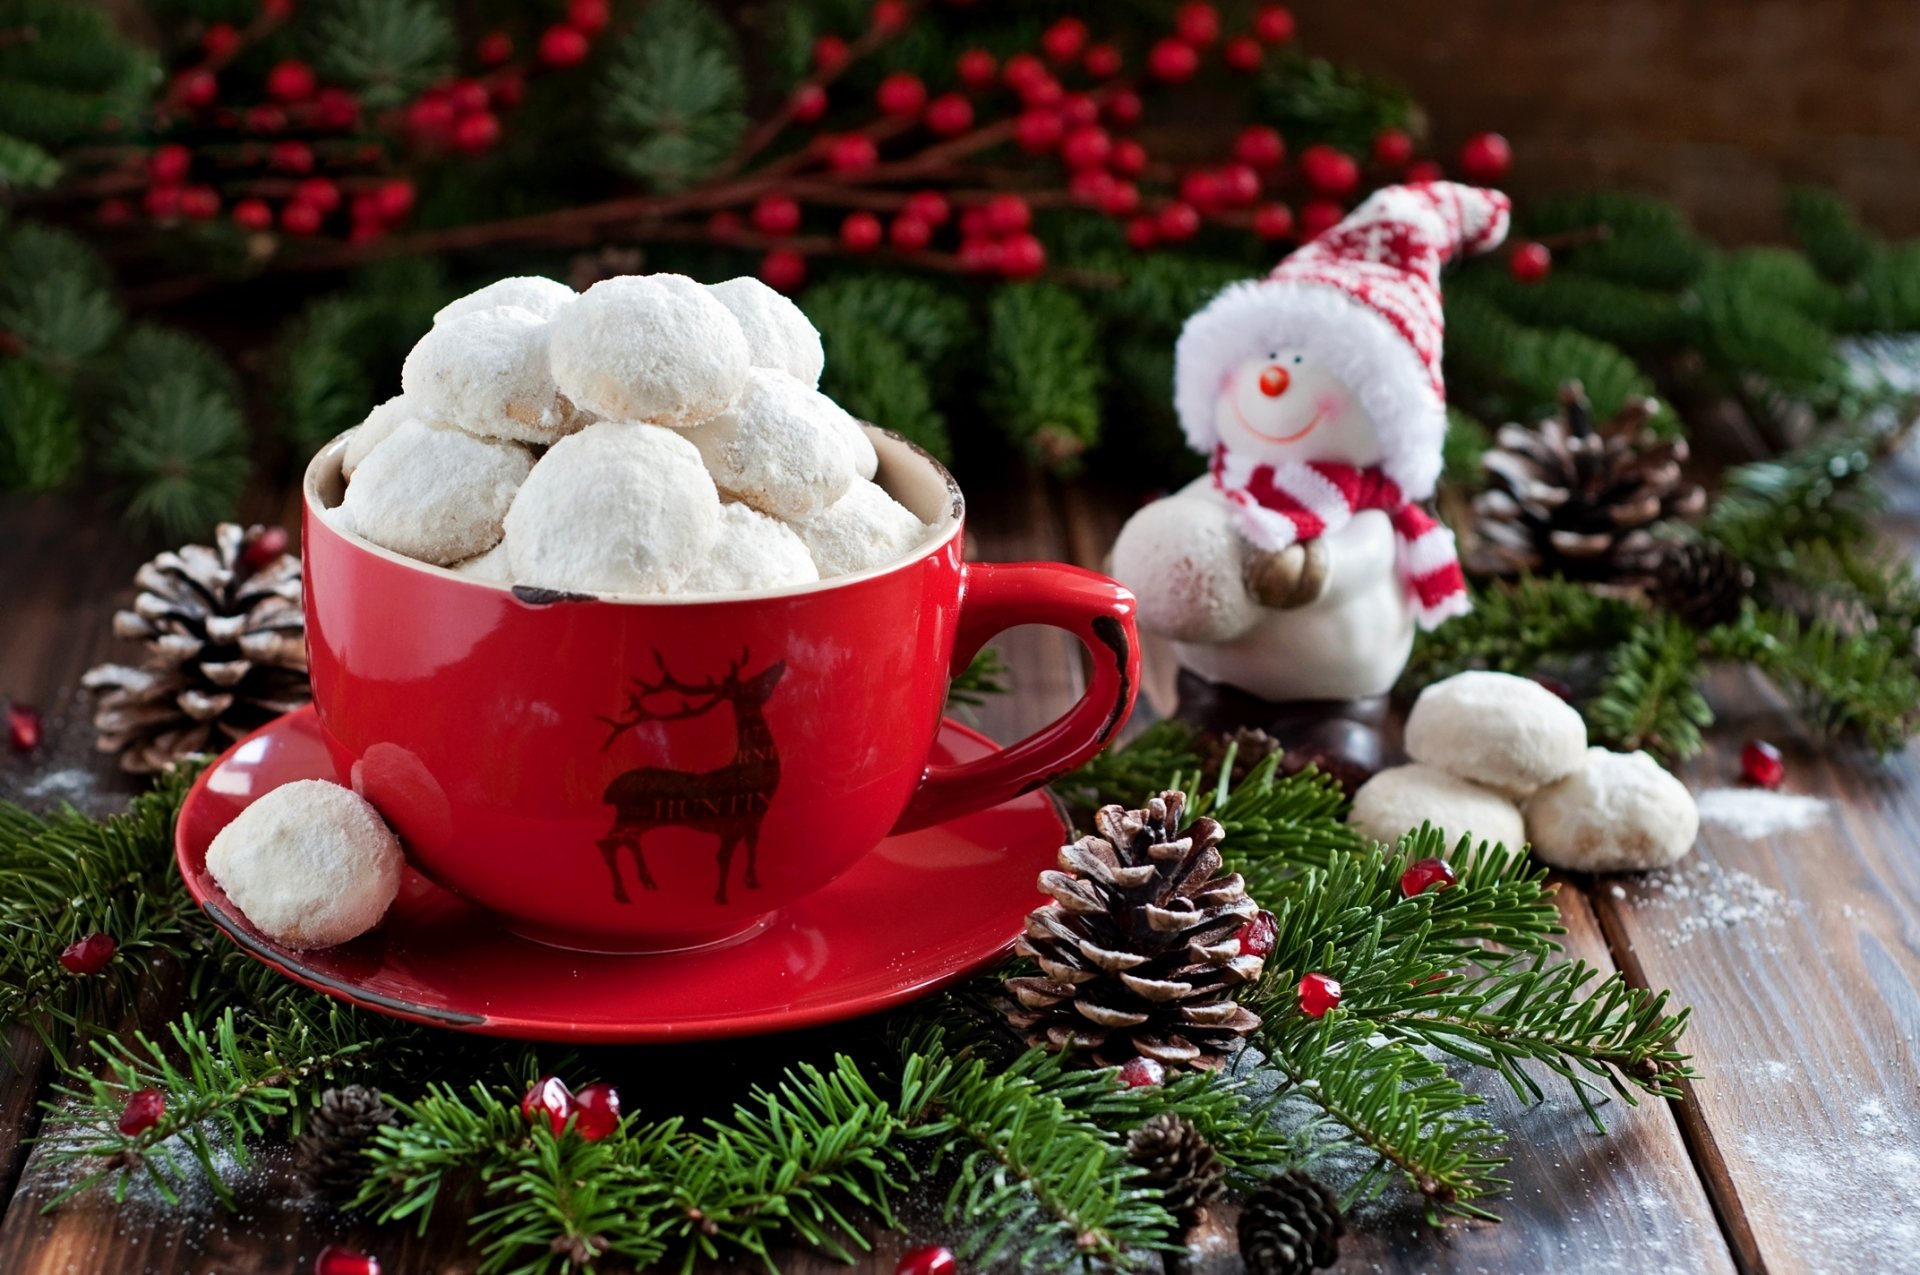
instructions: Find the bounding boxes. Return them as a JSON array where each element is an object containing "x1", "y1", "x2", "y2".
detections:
[{"x1": 1243, "y1": 540, "x2": 1330, "y2": 609}]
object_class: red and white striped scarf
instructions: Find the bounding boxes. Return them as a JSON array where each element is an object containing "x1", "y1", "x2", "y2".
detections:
[{"x1": 1211, "y1": 445, "x2": 1469, "y2": 628}]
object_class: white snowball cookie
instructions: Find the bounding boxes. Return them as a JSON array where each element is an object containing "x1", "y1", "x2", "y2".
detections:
[
  {"x1": 683, "y1": 368, "x2": 856, "y2": 519},
  {"x1": 708, "y1": 276, "x2": 826, "y2": 389},
  {"x1": 504, "y1": 421, "x2": 721, "y2": 596},
  {"x1": 681, "y1": 503, "x2": 820, "y2": 594},
  {"x1": 789, "y1": 478, "x2": 927, "y2": 577},
  {"x1": 1350, "y1": 763, "x2": 1526, "y2": 852},
  {"x1": 1404, "y1": 670, "x2": 1588, "y2": 799},
  {"x1": 337, "y1": 417, "x2": 533, "y2": 566},
  {"x1": 1110, "y1": 492, "x2": 1261, "y2": 644},
  {"x1": 206, "y1": 779, "x2": 403, "y2": 950},
  {"x1": 342, "y1": 394, "x2": 413, "y2": 479},
  {"x1": 435, "y1": 275, "x2": 576, "y2": 325},
  {"x1": 1525, "y1": 747, "x2": 1699, "y2": 872},
  {"x1": 548, "y1": 274, "x2": 750, "y2": 425},
  {"x1": 452, "y1": 540, "x2": 513, "y2": 586},
  {"x1": 402, "y1": 304, "x2": 583, "y2": 445}
]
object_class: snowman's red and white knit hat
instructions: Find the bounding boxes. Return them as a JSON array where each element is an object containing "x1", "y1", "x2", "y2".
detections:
[{"x1": 1173, "y1": 182, "x2": 1511, "y2": 501}]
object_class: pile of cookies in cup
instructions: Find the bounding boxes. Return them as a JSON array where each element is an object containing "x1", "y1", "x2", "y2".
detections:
[{"x1": 329, "y1": 272, "x2": 929, "y2": 596}]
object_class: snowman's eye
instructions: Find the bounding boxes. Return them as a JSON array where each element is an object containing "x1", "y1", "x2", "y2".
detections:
[
  {"x1": 1266, "y1": 351, "x2": 1277, "y2": 360},
  {"x1": 1293, "y1": 356, "x2": 1302, "y2": 364}
]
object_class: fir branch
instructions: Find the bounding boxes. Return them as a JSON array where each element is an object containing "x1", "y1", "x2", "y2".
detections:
[
  {"x1": 946, "y1": 647, "x2": 1008, "y2": 708},
  {"x1": 1587, "y1": 615, "x2": 1712, "y2": 759},
  {"x1": 1405, "y1": 575, "x2": 1643, "y2": 689},
  {"x1": 103, "y1": 371, "x2": 249, "y2": 539},
  {"x1": 600, "y1": 0, "x2": 748, "y2": 192},
  {"x1": 985, "y1": 282, "x2": 1106, "y2": 472},
  {"x1": 470, "y1": 1123, "x2": 676, "y2": 1275},
  {"x1": 1706, "y1": 607, "x2": 1920, "y2": 750},
  {"x1": 307, "y1": 0, "x2": 454, "y2": 110},
  {"x1": 1052, "y1": 719, "x2": 1203, "y2": 821},
  {"x1": 0, "y1": 357, "x2": 81, "y2": 490}
]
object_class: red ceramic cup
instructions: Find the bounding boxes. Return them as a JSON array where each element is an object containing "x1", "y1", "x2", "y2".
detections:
[{"x1": 302, "y1": 429, "x2": 1138, "y2": 952}]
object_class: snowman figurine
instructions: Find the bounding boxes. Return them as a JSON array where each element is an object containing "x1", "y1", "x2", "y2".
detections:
[{"x1": 1111, "y1": 182, "x2": 1510, "y2": 787}]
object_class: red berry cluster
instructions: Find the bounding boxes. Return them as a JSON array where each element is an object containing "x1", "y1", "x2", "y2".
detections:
[{"x1": 521, "y1": 1074, "x2": 622, "y2": 1141}]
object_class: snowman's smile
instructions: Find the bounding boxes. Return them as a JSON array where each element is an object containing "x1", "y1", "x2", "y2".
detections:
[{"x1": 1231, "y1": 394, "x2": 1337, "y2": 444}]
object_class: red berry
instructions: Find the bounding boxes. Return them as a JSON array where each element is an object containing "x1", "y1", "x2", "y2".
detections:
[
  {"x1": 1070, "y1": 167, "x2": 1116, "y2": 206},
  {"x1": 270, "y1": 140, "x2": 314, "y2": 173},
  {"x1": 1059, "y1": 93, "x2": 1099, "y2": 127},
  {"x1": 1041, "y1": 18, "x2": 1087, "y2": 64},
  {"x1": 59, "y1": 933, "x2": 116, "y2": 975},
  {"x1": 1082, "y1": 43, "x2": 1122, "y2": 79},
  {"x1": 825, "y1": 133, "x2": 877, "y2": 172},
  {"x1": 1741, "y1": 740, "x2": 1785, "y2": 789},
  {"x1": 924, "y1": 93, "x2": 972, "y2": 136},
  {"x1": 1509, "y1": 241, "x2": 1552, "y2": 284},
  {"x1": 241, "y1": 525, "x2": 290, "y2": 569},
  {"x1": 1253, "y1": 5, "x2": 1297, "y2": 44},
  {"x1": 202, "y1": 22, "x2": 241, "y2": 58},
  {"x1": 1018, "y1": 74, "x2": 1062, "y2": 108},
  {"x1": 572, "y1": 1082, "x2": 621, "y2": 1141},
  {"x1": 449, "y1": 80, "x2": 491, "y2": 114},
  {"x1": 490, "y1": 74, "x2": 525, "y2": 108},
  {"x1": 1061, "y1": 125, "x2": 1111, "y2": 170},
  {"x1": 478, "y1": 31, "x2": 513, "y2": 65},
  {"x1": 266, "y1": 59, "x2": 316, "y2": 102},
  {"x1": 1298, "y1": 198, "x2": 1344, "y2": 240},
  {"x1": 280, "y1": 200, "x2": 323, "y2": 235},
  {"x1": 1234, "y1": 125, "x2": 1285, "y2": 169},
  {"x1": 178, "y1": 184, "x2": 220, "y2": 219},
  {"x1": 1002, "y1": 53, "x2": 1046, "y2": 92},
  {"x1": 1373, "y1": 128, "x2": 1414, "y2": 170},
  {"x1": 118, "y1": 1088, "x2": 165, "y2": 1137},
  {"x1": 313, "y1": 87, "x2": 359, "y2": 128},
  {"x1": 261, "y1": 0, "x2": 295, "y2": 19},
  {"x1": 1100, "y1": 180, "x2": 1139, "y2": 216},
  {"x1": 707, "y1": 209, "x2": 744, "y2": 238},
  {"x1": 904, "y1": 190, "x2": 949, "y2": 225},
  {"x1": 870, "y1": 0, "x2": 909, "y2": 32},
  {"x1": 1103, "y1": 90, "x2": 1143, "y2": 130},
  {"x1": 245, "y1": 104, "x2": 287, "y2": 134},
  {"x1": 791, "y1": 84, "x2": 828, "y2": 123},
  {"x1": 1147, "y1": 38, "x2": 1199, "y2": 83},
  {"x1": 1013, "y1": 109, "x2": 1064, "y2": 154},
  {"x1": 1235, "y1": 910, "x2": 1276, "y2": 958},
  {"x1": 957, "y1": 236, "x2": 1001, "y2": 274},
  {"x1": 97, "y1": 197, "x2": 134, "y2": 225},
  {"x1": 1298, "y1": 144, "x2": 1359, "y2": 197},
  {"x1": 406, "y1": 95, "x2": 456, "y2": 138},
  {"x1": 889, "y1": 213, "x2": 932, "y2": 251},
  {"x1": 1224, "y1": 35, "x2": 1263, "y2": 73},
  {"x1": 895, "y1": 1245, "x2": 957, "y2": 1275},
  {"x1": 812, "y1": 34, "x2": 849, "y2": 73},
  {"x1": 1405, "y1": 159, "x2": 1445, "y2": 183},
  {"x1": 1175, "y1": 3, "x2": 1221, "y2": 46},
  {"x1": 1125, "y1": 215, "x2": 1157, "y2": 250},
  {"x1": 956, "y1": 49, "x2": 997, "y2": 90},
  {"x1": 1178, "y1": 169, "x2": 1220, "y2": 211},
  {"x1": 1251, "y1": 202, "x2": 1294, "y2": 240},
  {"x1": 232, "y1": 198, "x2": 273, "y2": 231},
  {"x1": 521, "y1": 1076, "x2": 575, "y2": 1133},
  {"x1": 176, "y1": 69, "x2": 218, "y2": 108},
  {"x1": 1217, "y1": 162, "x2": 1260, "y2": 206},
  {"x1": 1108, "y1": 138, "x2": 1146, "y2": 177},
  {"x1": 1400, "y1": 856, "x2": 1458, "y2": 897},
  {"x1": 567, "y1": 0, "x2": 611, "y2": 35},
  {"x1": 453, "y1": 111, "x2": 501, "y2": 153},
  {"x1": 150, "y1": 144, "x2": 192, "y2": 184},
  {"x1": 1298, "y1": 972, "x2": 1342, "y2": 1018},
  {"x1": 374, "y1": 179, "x2": 415, "y2": 220},
  {"x1": 752, "y1": 194, "x2": 801, "y2": 235},
  {"x1": 539, "y1": 24, "x2": 591, "y2": 68},
  {"x1": 1458, "y1": 131, "x2": 1511, "y2": 183},
  {"x1": 983, "y1": 193, "x2": 1030, "y2": 235},
  {"x1": 760, "y1": 248, "x2": 806, "y2": 292},
  {"x1": 143, "y1": 184, "x2": 181, "y2": 219},
  {"x1": 839, "y1": 211, "x2": 882, "y2": 251},
  {"x1": 314, "y1": 1245, "x2": 380, "y2": 1275},
  {"x1": 1116, "y1": 1056, "x2": 1166, "y2": 1088},
  {"x1": 1156, "y1": 200, "x2": 1201, "y2": 242},
  {"x1": 877, "y1": 72, "x2": 926, "y2": 117}
]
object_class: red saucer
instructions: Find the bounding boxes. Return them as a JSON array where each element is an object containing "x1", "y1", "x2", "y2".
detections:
[{"x1": 175, "y1": 706, "x2": 1064, "y2": 1042}]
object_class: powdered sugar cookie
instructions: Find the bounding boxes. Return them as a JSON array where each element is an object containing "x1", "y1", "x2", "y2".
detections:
[
  {"x1": 452, "y1": 540, "x2": 513, "y2": 585},
  {"x1": 681, "y1": 503, "x2": 820, "y2": 594},
  {"x1": 504, "y1": 421, "x2": 720, "y2": 595},
  {"x1": 1405, "y1": 670, "x2": 1587, "y2": 799},
  {"x1": 206, "y1": 779, "x2": 403, "y2": 949},
  {"x1": 814, "y1": 390, "x2": 879, "y2": 481},
  {"x1": 1350, "y1": 763, "x2": 1525, "y2": 852},
  {"x1": 342, "y1": 394, "x2": 413, "y2": 479},
  {"x1": 338, "y1": 417, "x2": 533, "y2": 565},
  {"x1": 1526, "y1": 747, "x2": 1698, "y2": 872},
  {"x1": 707, "y1": 276, "x2": 826, "y2": 389},
  {"x1": 547, "y1": 274, "x2": 750, "y2": 425},
  {"x1": 402, "y1": 305, "x2": 584, "y2": 446},
  {"x1": 682, "y1": 368, "x2": 857, "y2": 519},
  {"x1": 789, "y1": 478, "x2": 927, "y2": 577},
  {"x1": 435, "y1": 275, "x2": 576, "y2": 325}
]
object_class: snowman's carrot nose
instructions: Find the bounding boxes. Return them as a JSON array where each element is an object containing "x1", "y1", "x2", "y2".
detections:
[{"x1": 1258, "y1": 365, "x2": 1291, "y2": 397}]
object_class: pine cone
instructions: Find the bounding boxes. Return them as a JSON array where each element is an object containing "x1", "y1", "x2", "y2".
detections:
[
  {"x1": 82, "y1": 524, "x2": 309, "y2": 773},
  {"x1": 1005, "y1": 791, "x2": 1267, "y2": 1071},
  {"x1": 1196, "y1": 727, "x2": 1283, "y2": 789},
  {"x1": 1126, "y1": 1113, "x2": 1226, "y2": 1225},
  {"x1": 294, "y1": 1085, "x2": 395, "y2": 1202},
  {"x1": 1634, "y1": 539, "x2": 1753, "y2": 629},
  {"x1": 1238, "y1": 1171, "x2": 1344, "y2": 1275},
  {"x1": 1470, "y1": 383, "x2": 1706, "y2": 583}
]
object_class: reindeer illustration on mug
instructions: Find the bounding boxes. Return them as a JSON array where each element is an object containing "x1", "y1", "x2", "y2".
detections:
[{"x1": 595, "y1": 649, "x2": 786, "y2": 905}]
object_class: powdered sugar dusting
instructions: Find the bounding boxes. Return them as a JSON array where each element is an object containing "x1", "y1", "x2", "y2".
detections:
[
  {"x1": 1696, "y1": 788, "x2": 1830, "y2": 839},
  {"x1": 1637, "y1": 857, "x2": 1789, "y2": 945},
  {"x1": 1738, "y1": 1094, "x2": 1920, "y2": 1272}
]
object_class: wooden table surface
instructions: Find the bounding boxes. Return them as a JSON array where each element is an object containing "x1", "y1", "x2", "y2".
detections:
[{"x1": 2, "y1": 452, "x2": 1917, "y2": 1275}]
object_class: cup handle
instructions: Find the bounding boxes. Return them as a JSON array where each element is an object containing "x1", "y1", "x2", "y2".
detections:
[{"x1": 891, "y1": 561, "x2": 1139, "y2": 835}]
